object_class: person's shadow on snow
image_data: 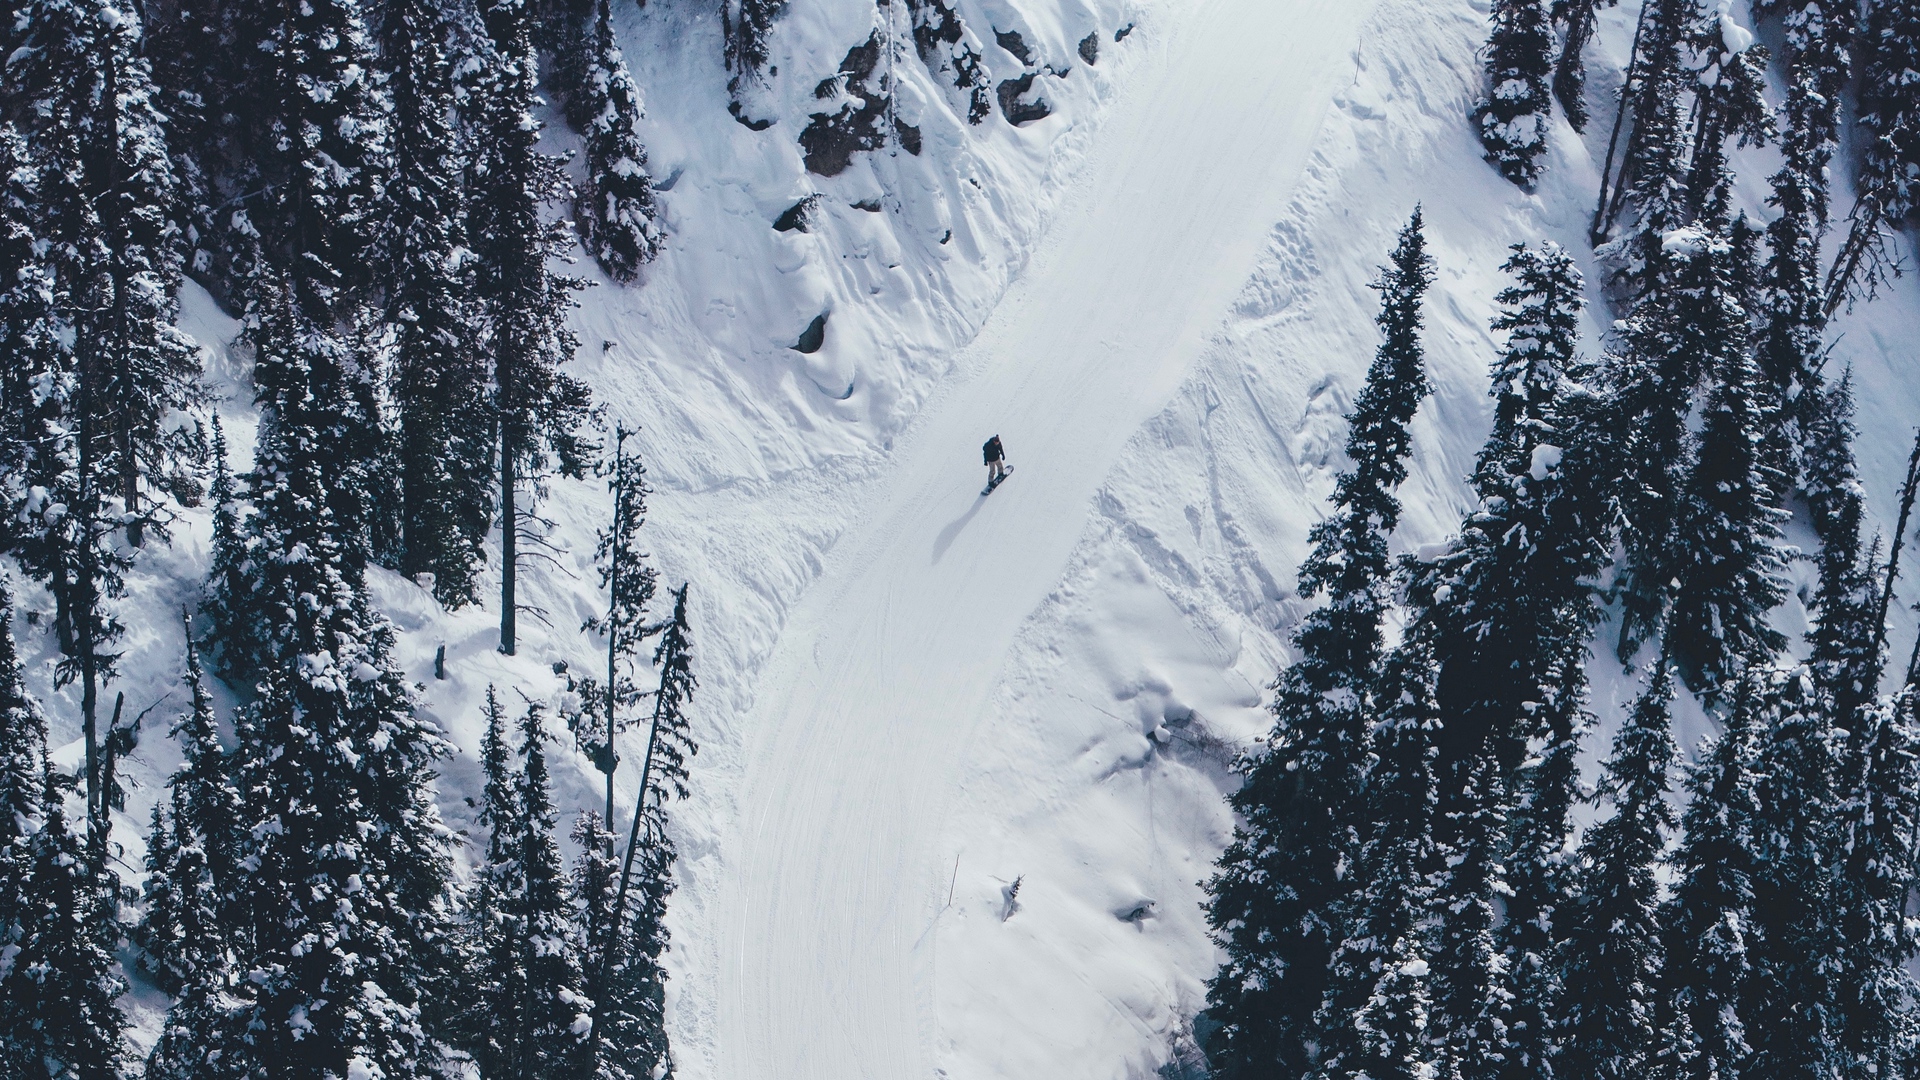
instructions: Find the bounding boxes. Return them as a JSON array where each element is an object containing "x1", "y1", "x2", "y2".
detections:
[{"x1": 932, "y1": 491, "x2": 988, "y2": 564}]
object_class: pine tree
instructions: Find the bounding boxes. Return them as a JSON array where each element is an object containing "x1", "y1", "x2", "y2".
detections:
[
  {"x1": 138, "y1": 620, "x2": 241, "y2": 993},
  {"x1": 1681, "y1": 14, "x2": 1770, "y2": 224},
  {"x1": 1754, "y1": 0, "x2": 1849, "y2": 425},
  {"x1": 1832, "y1": 0, "x2": 1920, "y2": 309},
  {"x1": 0, "y1": 580, "x2": 47, "y2": 1057},
  {"x1": 1430, "y1": 240, "x2": 1603, "y2": 795},
  {"x1": 1665, "y1": 217, "x2": 1788, "y2": 693},
  {"x1": 1549, "y1": 0, "x2": 1612, "y2": 131},
  {"x1": 185, "y1": 298, "x2": 459, "y2": 1080},
  {"x1": 1744, "y1": 667, "x2": 1847, "y2": 1080},
  {"x1": 470, "y1": 699, "x2": 594, "y2": 1079},
  {"x1": 374, "y1": 0, "x2": 494, "y2": 608},
  {"x1": 1558, "y1": 658, "x2": 1677, "y2": 1080},
  {"x1": 466, "y1": 687, "x2": 523, "y2": 1076},
  {"x1": 1475, "y1": 0, "x2": 1553, "y2": 186},
  {"x1": 8, "y1": 0, "x2": 200, "y2": 853},
  {"x1": 1592, "y1": 0, "x2": 1691, "y2": 243},
  {"x1": 1858, "y1": 0, "x2": 1920, "y2": 222},
  {"x1": 1831, "y1": 690, "x2": 1920, "y2": 1078},
  {"x1": 471, "y1": 0, "x2": 596, "y2": 655},
  {"x1": 6, "y1": 0, "x2": 202, "y2": 539},
  {"x1": 248, "y1": 0, "x2": 391, "y2": 573},
  {"x1": 1206, "y1": 210, "x2": 1434, "y2": 1079},
  {"x1": 1, "y1": 764, "x2": 126, "y2": 1080},
  {"x1": 723, "y1": 0, "x2": 787, "y2": 127},
  {"x1": 200, "y1": 412, "x2": 259, "y2": 681},
  {"x1": 579, "y1": 428, "x2": 658, "y2": 839},
  {"x1": 585, "y1": 582, "x2": 697, "y2": 1080},
  {"x1": 1316, "y1": 632, "x2": 1442, "y2": 1080},
  {"x1": 572, "y1": 0, "x2": 662, "y2": 282},
  {"x1": 515, "y1": 701, "x2": 595, "y2": 1079},
  {"x1": 256, "y1": 0, "x2": 389, "y2": 321},
  {"x1": 0, "y1": 125, "x2": 60, "y2": 552},
  {"x1": 1427, "y1": 755, "x2": 1512, "y2": 1080},
  {"x1": 1660, "y1": 671, "x2": 1764, "y2": 1080},
  {"x1": 574, "y1": 812, "x2": 672, "y2": 1080},
  {"x1": 1801, "y1": 375, "x2": 1879, "y2": 720},
  {"x1": 1608, "y1": 203, "x2": 1767, "y2": 667}
]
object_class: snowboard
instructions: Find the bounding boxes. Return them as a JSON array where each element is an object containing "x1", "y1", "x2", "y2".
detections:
[{"x1": 981, "y1": 465, "x2": 1014, "y2": 497}]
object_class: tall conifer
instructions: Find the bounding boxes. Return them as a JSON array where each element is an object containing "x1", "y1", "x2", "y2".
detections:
[
  {"x1": 1476, "y1": 0, "x2": 1554, "y2": 186},
  {"x1": 1206, "y1": 211, "x2": 1435, "y2": 1078}
]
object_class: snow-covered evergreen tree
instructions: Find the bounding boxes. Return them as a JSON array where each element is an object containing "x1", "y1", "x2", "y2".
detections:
[
  {"x1": 1403, "y1": 242, "x2": 1603, "y2": 1080},
  {"x1": 1, "y1": 763, "x2": 126, "y2": 1080},
  {"x1": 572, "y1": 0, "x2": 662, "y2": 282},
  {"x1": 464, "y1": 686, "x2": 523, "y2": 1073},
  {"x1": 1475, "y1": 0, "x2": 1553, "y2": 186},
  {"x1": 374, "y1": 0, "x2": 494, "y2": 608},
  {"x1": 137, "y1": 622, "x2": 240, "y2": 994},
  {"x1": 1830, "y1": 690, "x2": 1920, "y2": 1077},
  {"x1": 1834, "y1": 0, "x2": 1920, "y2": 307},
  {"x1": 173, "y1": 293, "x2": 460, "y2": 1080},
  {"x1": 1680, "y1": 14, "x2": 1769, "y2": 223},
  {"x1": 1664, "y1": 231, "x2": 1788, "y2": 692},
  {"x1": 575, "y1": 812, "x2": 672, "y2": 1080},
  {"x1": 0, "y1": 125, "x2": 57, "y2": 523},
  {"x1": 582, "y1": 583, "x2": 697, "y2": 1080},
  {"x1": 1316, "y1": 632, "x2": 1442, "y2": 1080},
  {"x1": 1593, "y1": 0, "x2": 1691, "y2": 243},
  {"x1": 1608, "y1": 202, "x2": 1770, "y2": 669},
  {"x1": 471, "y1": 0, "x2": 595, "y2": 655},
  {"x1": 0, "y1": 580, "x2": 47, "y2": 1058},
  {"x1": 1427, "y1": 755, "x2": 1512, "y2": 1080},
  {"x1": 200, "y1": 412, "x2": 259, "y2": 681},
  {"x1": 1743, "y1": 667, "x2": 1847, "y2": 1080},
  {"x1": 1755, "y1": 0, "x2": 1849, "y2": 425},
  {"x1": 1557, "y1": 658, "x2": 1676, "y2": 1080},
  {"x1": 1206, "y1": 210, "x2": 1435, "y2": 1079},
  {"x1": 469, "y1": 698, "x2": 594, "y2": 1079},
  {"x1": 6, "y1": 0, "x2": 201, "y2": 853},
  {"x1": 1548, "y1": 0, "x2": 1610, "y2": 130},
  {"x1": 1799, "y1": 375, "x2": 1881, "y2": 721},
  {"x1": 724, "y1": 0, "x2": 787, "y2": 126},
  {"x1": 579, "y1": 428, "x2": 659, "y2": 833},
  {"x1": 256, "y1": 0, "x2": 389, "y2": 320},
  {"x1": 1659, "y1": 671, "x2": 1763, "y2": 1080}
]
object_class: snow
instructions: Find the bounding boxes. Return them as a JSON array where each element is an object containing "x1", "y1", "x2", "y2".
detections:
[{"x1": 34, "y1": 0, "x2": 1920, "y2": 1074}]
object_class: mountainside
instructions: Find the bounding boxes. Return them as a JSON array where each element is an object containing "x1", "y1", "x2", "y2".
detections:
[{"x1": 8, "y1": 0, "x2": 1920, "y2": 1077}]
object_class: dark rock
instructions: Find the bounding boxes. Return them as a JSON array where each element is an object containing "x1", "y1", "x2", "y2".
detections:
[
  {"x1": 1078, "y1": 32, "x2": 1099, "y2": 65},
  {"x1": 851, "y1": 198, "x2": 883, "y2": 212},
  {"x1": 800, "y1": 31, "x2": 892, "y2": 175},
  {"x1": 728, "y1": 100, "x2": 775, "y2": 130},
  {"x1": 794, "y1": 312, "x2": 828, "y2": 354},
  {"x1": 907, "y1": 0, "x2": 993, "y2": 123},
  {"x1": 996, "y1": 72, "x2": 1052, "y2": 125},
  {"x1": 1115, "y1": 23, "x2": 1134, "y2": 42},
  {"x1": 994, "y1": 27, "x2": 1035, "y2": 65},
  {"x1": 894, "y1": 119, "x2": 923, "y2": 156},
  {"x1": 773, "y1": 194, "x2": 821, "y2": 232}
]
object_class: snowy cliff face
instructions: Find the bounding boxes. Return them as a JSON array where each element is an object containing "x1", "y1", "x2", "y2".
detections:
[{"x1": 34, "y1": 0, "x2": 1920, "y2": 1075}]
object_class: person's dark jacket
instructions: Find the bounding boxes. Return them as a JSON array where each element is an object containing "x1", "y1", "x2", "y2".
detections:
[{"x1": 983, "y1": 435, "x2": 1004, "y2": 464}]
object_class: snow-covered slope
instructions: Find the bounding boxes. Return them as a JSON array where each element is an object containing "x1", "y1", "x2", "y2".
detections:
[{"x1": 30, "y1": 0, "x2": 1920, "y2": 1074}]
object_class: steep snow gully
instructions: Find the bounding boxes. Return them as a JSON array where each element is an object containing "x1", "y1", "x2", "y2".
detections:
[{"x1": 710, "y1": 1, "x2": 1374, "y2": 1076}]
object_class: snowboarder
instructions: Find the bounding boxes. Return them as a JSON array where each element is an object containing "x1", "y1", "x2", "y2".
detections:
[{"x1": 982, "y1": 435, "x2": 1013, "y2": 495}]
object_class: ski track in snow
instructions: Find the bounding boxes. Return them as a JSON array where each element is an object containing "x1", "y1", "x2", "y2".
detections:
[{"x1": 709, "y1": 2, "x2": 1375, "y2": 1076}]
